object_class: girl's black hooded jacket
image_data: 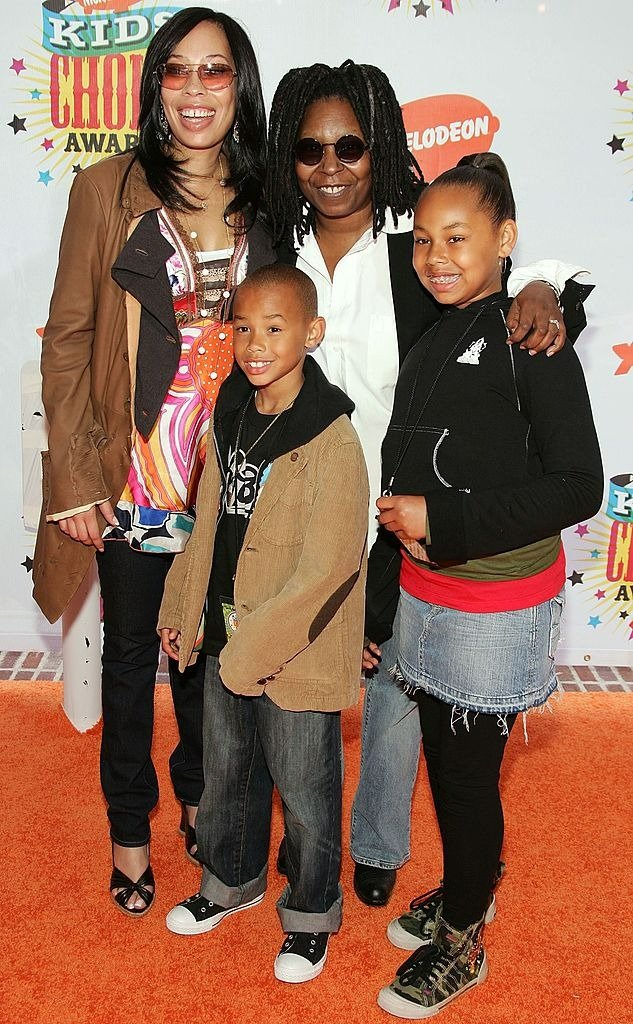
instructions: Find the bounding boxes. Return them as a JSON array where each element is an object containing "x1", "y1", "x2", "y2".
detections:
[{"x1": 365, "y1": 291, "x2": 603, "y2": 644}]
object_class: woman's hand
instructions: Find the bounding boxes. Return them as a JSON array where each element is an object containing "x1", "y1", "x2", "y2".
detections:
[
  {"x1": 376, "y1": 495, "x2": 427, "y2": 543},
  {"x1": 362, "y1": 641, "x2": 381, "y2": 672},
  {"x1": 161, "y1": 628, "x2": 181, "y2": 660},
  {"x1": 506, "y1": 281, "x2": 565, "y2": 356},
  {"x1": 57, "y1": 499, "x2": 119, "y2": 551}
]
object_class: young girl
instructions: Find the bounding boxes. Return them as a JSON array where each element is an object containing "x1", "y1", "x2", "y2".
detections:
[{"x1": 363, "y1": 153, "x2": 603, "y2": 1018}]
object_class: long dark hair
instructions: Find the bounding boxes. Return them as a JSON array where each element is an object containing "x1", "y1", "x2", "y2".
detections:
[
  {"x1": 136, "y1": 7, "x2": 266, "y2": 226},
  {"x1": 266, "y1": 60, "x2": 423, "y2": 249},
  {"x1": 429, "y1": 152, "x2": 517, "y2": 224}
]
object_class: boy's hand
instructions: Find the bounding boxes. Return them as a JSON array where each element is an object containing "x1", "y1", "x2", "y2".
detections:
[
  {"x1": 362, "y1": 641, "x2": 381, "y2": 672},
  {"x1": 376, "y1": 495, "x2": 427, "y2": 543},
  {"x1": 506, "y1": 281, "x2": 565, "y2": 356},
  {"x1": 161, "y1": 627, "x2": 181, "y2": 660}
]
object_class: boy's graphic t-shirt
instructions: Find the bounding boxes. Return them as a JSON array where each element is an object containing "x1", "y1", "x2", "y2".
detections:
[{"x1": 203, "y1": 399, "x2": 293, "y2": 656}]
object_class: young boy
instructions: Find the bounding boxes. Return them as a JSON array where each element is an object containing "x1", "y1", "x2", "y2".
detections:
[{"x1": 159, "y1": 264, "x2": 369, "y2": 983}]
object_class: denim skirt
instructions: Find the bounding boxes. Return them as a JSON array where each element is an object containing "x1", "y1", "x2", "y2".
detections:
[{"x1": 396, "y1": 586, "x2": 565, "y2": 715}]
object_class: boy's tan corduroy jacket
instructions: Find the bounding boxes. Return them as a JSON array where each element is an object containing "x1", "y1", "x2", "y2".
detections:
[{"x1": 158, "y1": 411, "x2": 369, "y2": 713}]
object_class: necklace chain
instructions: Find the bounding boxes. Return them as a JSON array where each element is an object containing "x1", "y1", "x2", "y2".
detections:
[
  {"x1": 169, "y1": 154, "x2": 243, "y2": 324},
  {"x1": 233, "y1": 392, "x2": 297, "y2": 474}
]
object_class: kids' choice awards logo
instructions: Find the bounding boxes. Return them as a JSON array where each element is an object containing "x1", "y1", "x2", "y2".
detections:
[
  {"x1": 7, "y1": 0, "x2": 181, "y2": 185},
  {"x1": 402, "y1": 94, "x2": 500, "y2": 180},
  {"x1": 569, "y1": 475, "x2": 633, "y2": 644}
]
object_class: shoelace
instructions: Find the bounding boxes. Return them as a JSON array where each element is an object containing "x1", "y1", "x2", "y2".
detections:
[
  {"x1": 400, "y1": 943, "x2": 456, "y2": 989},
  {"x1": 409, "y1": 884, "x2": 443, "y2": 912},
  {"x1": 409, "y1": 862, "x2": 505, "y2": 911}
]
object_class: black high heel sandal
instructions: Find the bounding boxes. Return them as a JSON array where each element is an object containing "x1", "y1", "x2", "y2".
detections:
[
  {"x1": 179, "y1": 803, "x2": 200, "y2": 864},
  {"x1": 110, "y1": 855, "x2": 155, "y2": 918}
]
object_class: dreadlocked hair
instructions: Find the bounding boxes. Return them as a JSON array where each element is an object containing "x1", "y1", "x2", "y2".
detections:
[{"x1": 265, "y1": 60, "x2": 423, "y2": 250}]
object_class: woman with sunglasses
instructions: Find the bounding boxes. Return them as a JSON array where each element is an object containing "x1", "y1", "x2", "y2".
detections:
[
  {"x1": 266, "y1": 59, "x2": 590, "y2": 910},
  {"x1": 33, "y1": 7, "x2": 272, "y2": 917}
]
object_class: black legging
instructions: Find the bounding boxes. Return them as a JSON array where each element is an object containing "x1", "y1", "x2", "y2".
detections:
[{"x1": 418, "y1": 691, "x2": 517, "y2": 930}]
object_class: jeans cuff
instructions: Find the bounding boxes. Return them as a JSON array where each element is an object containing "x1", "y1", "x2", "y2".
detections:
[
  {"x1": 276, "y1": 883, "x2": 343, "y2": 933},
  {"x1": 200, "y1": 863, "x2": 267, "y2": 909}
]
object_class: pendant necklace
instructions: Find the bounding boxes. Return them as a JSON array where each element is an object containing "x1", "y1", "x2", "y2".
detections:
[
  {"x1": 232, "y1": 392, "x2": 298, "y2": 477},
  {"x1": 169, "y1": 154, "x2": 246, "y2": 323}
]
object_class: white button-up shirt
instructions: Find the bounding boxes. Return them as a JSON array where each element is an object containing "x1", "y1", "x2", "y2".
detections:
[{"x1": 298, "y1": 226, "x2": 400, "y2": 544}]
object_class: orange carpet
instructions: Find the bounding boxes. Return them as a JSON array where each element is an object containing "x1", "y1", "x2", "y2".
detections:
[{"x1": 0, "y1": 683, "x2": 630, "y2": 1024}]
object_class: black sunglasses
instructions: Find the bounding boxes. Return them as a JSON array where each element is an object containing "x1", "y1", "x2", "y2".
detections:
[{"x1": 294, "y1": 134, "x2": 369, "y2": 166}]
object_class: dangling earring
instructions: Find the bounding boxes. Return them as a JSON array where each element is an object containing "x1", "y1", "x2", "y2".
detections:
[
  {"x1": 232, "y1": 120, "x2": 240, "y2": 144},
  {"x1": 157, "y1": 103, "x2": 172, "y2": 144},
  {"x1": 499, "y1": 255, "x2": 507, "y2": 276}
]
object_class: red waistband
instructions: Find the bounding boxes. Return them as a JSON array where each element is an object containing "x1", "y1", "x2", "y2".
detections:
[{"x1": 400, "y1": 545, "x2": 566, "y2": 612}]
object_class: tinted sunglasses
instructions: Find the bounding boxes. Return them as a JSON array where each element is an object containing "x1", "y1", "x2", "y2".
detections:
[
  {"x1": 294, "y1": 134, "x2": 369, "y2": 166},
  {"x1": 156, "y1": 62, "x2": 237, "y2": 91}
]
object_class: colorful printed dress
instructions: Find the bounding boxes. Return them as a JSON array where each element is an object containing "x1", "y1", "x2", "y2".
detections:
[{"x1": 104, "y1": 210, "x2": 247, "y2": 552}]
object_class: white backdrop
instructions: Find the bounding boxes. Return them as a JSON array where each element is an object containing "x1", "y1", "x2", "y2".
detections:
[{"x1": 1, "y1": 0, "x2": 631, "y2": 665}]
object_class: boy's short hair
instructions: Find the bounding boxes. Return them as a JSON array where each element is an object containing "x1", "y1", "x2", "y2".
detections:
[{"x1": 235, "y1": 263, "x2": 318, "y2": 319}]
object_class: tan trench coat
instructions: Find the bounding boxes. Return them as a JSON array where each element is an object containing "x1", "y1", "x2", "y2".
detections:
[{"x1": 33, "y1": 153, "x2": 161, "y2": 623}]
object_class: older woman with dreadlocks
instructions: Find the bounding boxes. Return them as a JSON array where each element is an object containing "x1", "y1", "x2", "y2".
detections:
[{"x1": 266, "y1": 59, "x2": 591, "y2": 909}]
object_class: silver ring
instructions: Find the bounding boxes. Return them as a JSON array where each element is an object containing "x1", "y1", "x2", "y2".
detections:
[{"x1": 548, "y1": 318, "x2": 561, "y2": 331}]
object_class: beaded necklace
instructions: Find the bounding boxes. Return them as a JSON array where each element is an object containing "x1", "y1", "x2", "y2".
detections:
[{"x1": 167, "y1": 156, "x2": 246, "y2": 327}]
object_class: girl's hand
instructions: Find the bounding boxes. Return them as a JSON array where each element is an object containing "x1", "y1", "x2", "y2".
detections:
[
  {"x1": 506, "y1": 281, "x2": 565, "y2": 356},
  {"x1": 57, "y1": 499, "x2": 118, "y2": 551},
  {"x1": 362, "y1": 641, "x2": 381, "y2": 672},
  {"x1": 376, "y1": 495, "x2": 427, "y2": 543},
  {"x1": 161, "y1": 628, "x2": 181, "y2": 660}
]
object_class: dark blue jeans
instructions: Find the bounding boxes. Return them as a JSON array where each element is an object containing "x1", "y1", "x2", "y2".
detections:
[
  {"x1": 197, "y1": 656, "x2": 343, "y2": 932},
  {"x1": 96, "y1": 541, "x2": 205, "y2": 847}
]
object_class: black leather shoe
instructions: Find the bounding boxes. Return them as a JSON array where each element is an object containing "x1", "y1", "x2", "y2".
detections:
[{"x1": 353, "y1": 863, "x2": 397, "y2": 907}]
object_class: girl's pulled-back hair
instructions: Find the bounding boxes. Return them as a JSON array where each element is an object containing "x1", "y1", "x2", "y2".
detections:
[
  {"x1": 135, "y1": 7, "x2": 266, "y2": 226},
  {"x1": 266, "y1": 59, "x2": 423, "y2": 249},
  {"x1": 429, "y1": 152, "x2": 516, "y2": 224}
]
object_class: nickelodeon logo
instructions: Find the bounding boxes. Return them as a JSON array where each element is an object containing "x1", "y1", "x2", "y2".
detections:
[{"x1": 402, "y1": 94, "x2": 500, "y2": 181}]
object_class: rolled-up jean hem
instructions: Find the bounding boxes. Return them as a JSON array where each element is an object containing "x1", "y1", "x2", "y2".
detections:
[
  {"x1": 200, "y1": 862, "x2": 267, "y2": 909},
  {"x1": 276, "y1": 883, "x2": 343, "y2": 934}
]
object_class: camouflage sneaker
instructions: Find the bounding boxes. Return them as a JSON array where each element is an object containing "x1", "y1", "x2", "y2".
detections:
[
  {"x1": 377, "y1": 915, "x2": 487, "y2": 1018},
  {"x1": 386, "y1": 862, "x2": 504, "y2": 952}
]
